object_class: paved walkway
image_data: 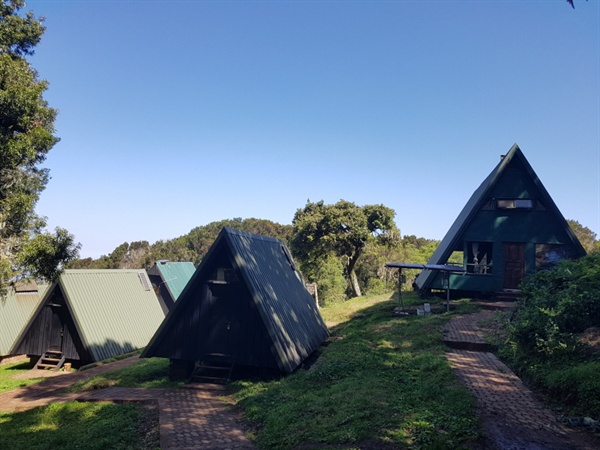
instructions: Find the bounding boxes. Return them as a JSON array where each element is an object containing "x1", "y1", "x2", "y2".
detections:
[
  {"x1": 443, "y1": 307, "x2": 600, "y2": 449},
  {"x1": 0, "y1": 356, "x2": 256, "y2": 449}
]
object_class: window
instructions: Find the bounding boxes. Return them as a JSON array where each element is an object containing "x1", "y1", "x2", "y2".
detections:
[
  {"x1": 497, "y1": 199, "x2": 534, "y2": 209},
  {"x1": 535, "y1": 244, "x2": 571, "y2": 270},
  {"x1": 466, "y1": 242, "x2": 493, "y2": 274}
]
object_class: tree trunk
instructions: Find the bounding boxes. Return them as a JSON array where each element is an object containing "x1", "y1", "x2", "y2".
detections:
[
  {"x1": 347, "y1": 246, "x2": 363, "y2": 298},
  {"x1": 349, "y1": 269, "x2": 362, "y2": 298}
]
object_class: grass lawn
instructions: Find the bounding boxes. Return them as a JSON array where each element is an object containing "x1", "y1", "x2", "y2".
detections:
[
  {"x1": 0, "y1": 357, "x2": 168, "y2": 450},
  {"x1": 230, "y1": 292, "x2": 481, "y2": 449},
  {"x1": 68, "y1": 357, "x2": 183, "y2": 392},
  {"x1": 0, "y1": 401, "x2": 159, "y2": 450},
  {"x1": 0, "y1": 291, "x2": 480, "y2": 449},
  {"x1": 0, "y1": 360, "x2": 44, "y2": 394}
]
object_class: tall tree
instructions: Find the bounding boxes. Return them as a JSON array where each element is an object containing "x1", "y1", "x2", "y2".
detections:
[
  {"x1": 567, "y1": 219, "x2": 598, "y2": 253},
  {"x1": 0, "y1": 1, "x2": 79, "y2": 292},
  {"x1": 291, "y1": 200, "x2": 397, "y2": 298}
]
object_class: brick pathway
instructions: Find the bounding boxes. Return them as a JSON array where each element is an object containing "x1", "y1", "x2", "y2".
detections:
[
  {"x1": 0, "y1": 356, "x2": 256, "y2": 449},
  {"x1": 444, "y1": 310, "x2": 600, "y2": 449},
  {"x1": 442, "y1": 310, "x2": 496, "y2": 351}
]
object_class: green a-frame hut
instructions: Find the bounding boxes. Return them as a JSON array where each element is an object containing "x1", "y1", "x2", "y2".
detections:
[
  {"x1": 414, "y1": 144, "x2": 586, "y2": 297},
  {"x1": 142, "y1": 227, "x2": 329, "y2": 379},
  {"x1": 147, "y1": 261, "x2": 195, "y2": 314}
]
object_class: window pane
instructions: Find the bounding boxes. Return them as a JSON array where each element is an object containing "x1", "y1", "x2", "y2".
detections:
[
  {"x1": 515, "y1": 199, "x2": 533, "y2": 208},
  {"x1": 497, "y1": 199, "x2": 514, "y2": 209},
  {"x1": 466, "y1": 242, "x2": 493, "y2": 274}
]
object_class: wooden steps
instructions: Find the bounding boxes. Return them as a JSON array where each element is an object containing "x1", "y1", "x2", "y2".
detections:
[
  {"x1": 190, "y1": 353, "x2": 234, "y2": 384},
  {"x1": 34, "y1": 350, "x2": 66, "y2": 371}
]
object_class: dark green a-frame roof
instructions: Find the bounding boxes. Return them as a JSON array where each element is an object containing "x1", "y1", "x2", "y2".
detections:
[
  {"x1": 415, "y1": 144, "x2": 586, "y2": 293},
  {"x1": 142, "y1": 227, "x2": 329, "y2": 374}
]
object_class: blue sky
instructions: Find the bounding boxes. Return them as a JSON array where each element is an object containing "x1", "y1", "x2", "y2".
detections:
[{"x1": 26, "y1": 0, "x2": 599, "y2": 259}]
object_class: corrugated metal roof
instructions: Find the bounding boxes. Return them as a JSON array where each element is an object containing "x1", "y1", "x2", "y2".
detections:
[
  {"x1": 57, "y1": 269, "x2": 165, "y2": 361},
  {"x1": 1, "y1": 284, "x2": 43, "y2": 356},
  {"x1": 150, "y1": 261, "x2": 195, "y2": 301},
  {"x1": 224, "y1": 228, "x2": 329, "y2": 373},
  {"x1": 143, "y1": 227, "x2": 329, "y2": 373}
]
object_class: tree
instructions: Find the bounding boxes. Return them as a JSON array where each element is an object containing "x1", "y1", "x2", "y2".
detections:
[
  {"x1": 567, "y1": 219, "x2": 598, "y2": 253},
  {"x1": 291, "y1": 200, "x2": 397, "y2": 298},
  {"x1": 0, "y1": 1, "x2": 79, "y2": 292},
  {"x1": 67, "y1": 218, "x2": 292, "y2": 270}
]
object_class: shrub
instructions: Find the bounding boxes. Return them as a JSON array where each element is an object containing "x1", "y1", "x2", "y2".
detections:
[
  {"x1": 499, "y1": 252, "x2": 600, "y2": 419},
  {"x1": 315, "y1": 254, "x2": 347, "y2": 306},
  {"x1": 508, "y1": 253, "x2": 600, "y2": 357}
]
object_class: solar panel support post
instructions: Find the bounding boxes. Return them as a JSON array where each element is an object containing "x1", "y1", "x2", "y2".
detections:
[
  {"x1": 445, "y1": 271, "x2": 451, "y2": 312},
  {"x1": 396, "y1": 268, "x2": 405, "y2": 311}
]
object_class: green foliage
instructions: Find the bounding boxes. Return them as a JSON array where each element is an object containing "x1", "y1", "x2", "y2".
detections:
[
  {"x1": 313, "y1": 253, "x2": 347, "y2": 305},
  {"x1": 0, "y1": 401, "x2": 157, "y2": 450},
  {"x1": 69, "y1": 217, "x2": 292, "y2": 270},
  {"x1": 506, "y1": 253, "x2": 600, "y2": 358},
  {"x1": 0, "y1": 1, "x2": 44, "y2": 57},
  {"x1": 545, "y1": 362, "x2": 600, "y2": 416},
  {"x1": 499, "y1": 252, "x2": 600, "y2": 418},
  {"x1": 291, "y1": 200, "x2": 398, "y2": 298},
  {"x1": 232, "y1": 295, "x2": 480, "y2": 449},
  {"x1": 0, "y1": 1, "x2": 78, "y2": 292},
  {"x1": 567, "y1": 219, "x2": 598, "y2": 254},
  {"x1": 17, "y1": 227, "x2": 80, "y2": 281}
]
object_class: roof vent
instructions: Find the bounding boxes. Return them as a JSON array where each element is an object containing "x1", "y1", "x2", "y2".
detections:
[{"x1": 138, "y1": 273, "x2": 152, "y2": 291}]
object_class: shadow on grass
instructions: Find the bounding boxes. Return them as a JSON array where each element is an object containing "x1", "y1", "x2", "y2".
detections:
[
  {"x1": 231, "y1": 294, "x2": 481, "y2": 450},
  {"x1": 0, "y1": 401, "x2": 158, "y2": 450}
]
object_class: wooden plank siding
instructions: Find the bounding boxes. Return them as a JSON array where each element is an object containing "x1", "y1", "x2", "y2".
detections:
[{"x1": 142, "y1": 227, "x2": 329, "y2": 375}]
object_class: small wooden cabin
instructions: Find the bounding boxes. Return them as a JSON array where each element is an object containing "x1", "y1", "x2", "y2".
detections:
[
  {"x1": 0, "y1": 281, "x2": 45, "y2": 363},
  {"x1": 142, "y1": 227, "x2": 329, "y2": 379},
  {"x1": 12, "y1": 270, "x2": 165, "y2": 369},
  {"x1": 147, "y1": 261, "x2": 195, "y2": 314},
  {"x1": 415, "y1": 144, "x2": 586, "y2": 298}
]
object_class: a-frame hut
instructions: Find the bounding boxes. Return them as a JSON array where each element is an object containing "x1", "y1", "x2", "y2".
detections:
[
  {"x1": 147, "y1": 261, "x2": 195, "y2": 314},
  {"x1": 0, "y1": 281, "x2": 46, "y2": 363},
  {"x1": 415, "y1": 144, "x2": 586, "y2": 298},
  {"x1": 12, "y1": 269, "x2": 166, "y2": 369},
  {"x1": 142, "y1": 227, "x2": 329, "y2": 379}
]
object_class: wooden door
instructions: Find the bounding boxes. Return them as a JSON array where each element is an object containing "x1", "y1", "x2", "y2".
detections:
[
  {"x1": 48, "y1": 306, "x2": 64, "y2": 352},
  {"x1": 206, "y1": 283, "x2": 242, "y2": 357},
  {"x1": 503, "y1": 243, "x2": 525, "y2": 289}
]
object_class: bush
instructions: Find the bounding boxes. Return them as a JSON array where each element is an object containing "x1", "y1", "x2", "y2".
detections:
[
  {"x1": 545, "y1": 362, "x2": 600, "y2": 416},
  {"x1": 315, "y1": 254, "x2": 347, "y2": 306},
  {"x1": 508, "y1": 253, "x2": 600, "y2": 357},
  {"x1": 499, "y1": 252, "x2": 600, "y2": 419}
]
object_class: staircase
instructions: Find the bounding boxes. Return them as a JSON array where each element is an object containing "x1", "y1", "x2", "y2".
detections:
[
  {"x1": 34, "y1": 350, "x2": 66, "y2": 371},
  {"x1": 190, "y1": 353, "x2": 234, "y2": 384}
]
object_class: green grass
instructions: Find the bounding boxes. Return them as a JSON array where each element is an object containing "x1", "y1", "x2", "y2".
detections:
[
  {"x1": 0, "y1": 361, "x2": 44, "y2": 394},
  {"x1": 1, "y1": 292, "x2": 482, "y2": 449},
  {"x1": 0, "y1": 357, "x2": 164, "y2": 450},
  {"x1": 68, "y1": 357, "x2": 183, "y2": 392},
  {"x1": 0, "y1": 401, "x2": 159, "y2": 450},
  {"x1": 230, "y1": 292, "x2": 481, "y2": 449}
]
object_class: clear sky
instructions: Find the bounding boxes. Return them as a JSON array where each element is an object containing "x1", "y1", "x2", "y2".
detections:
[{"x1": 26, "y1": 0, "x2": 600, "y2": 259}]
